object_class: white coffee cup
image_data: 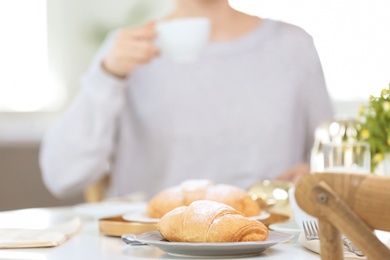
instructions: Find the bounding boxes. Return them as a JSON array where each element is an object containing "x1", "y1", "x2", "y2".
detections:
[
  {"x1": 288, "y1": 187, "x2": 317, "y2": 229},
  {"x1": 155, "y1": 17, "x2": 211, "y2": 62}
]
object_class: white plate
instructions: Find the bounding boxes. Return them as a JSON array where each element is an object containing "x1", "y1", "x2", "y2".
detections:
[
  {"x1": 123, "y1": 210, "x2": 270, "y2": 224},
  {"x1": 269, "y1": 221, "x2": 302, "y2": 235},
  {"x1": 134, "y1": 231, "x2": 293, "y2": 258},
  {"x1": 73, "y1": 202, "x2": 147, "y2": 219},
  {"x1": 248, "y1": 210, "x2": 270, "y2": 221},
  {"x1": 122, "y1": 210, "x2": 159, "y2": 223}
]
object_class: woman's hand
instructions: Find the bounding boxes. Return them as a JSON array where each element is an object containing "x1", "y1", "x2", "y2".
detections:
[
  {"x1": 276, "y1": 163, "x2": 310, "y2": 184},
  {"x1": 102, "y1": 22, "x2": 159, "y2": 78}
]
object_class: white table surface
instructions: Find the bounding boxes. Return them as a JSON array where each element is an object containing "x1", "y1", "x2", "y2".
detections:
[{"x1": 0, "y1": 207, "x2": 321, "y2": 260}]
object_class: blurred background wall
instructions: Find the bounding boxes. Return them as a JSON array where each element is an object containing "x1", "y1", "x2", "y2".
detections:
[
  {"x1": 0, "y1": 0, "x2": 388, "y2": 211},
  {"x1": 0, "y1": 0, "x2": 174, "y2": 211}
]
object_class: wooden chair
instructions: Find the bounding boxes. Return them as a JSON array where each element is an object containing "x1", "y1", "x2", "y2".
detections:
[
  {"x1": 83, "y1": 175, "x2": 110, "y2": 203},
  {"x1": 83, "y1": 152, "x2": 117, "y2": 203},
  {"x1": 295, "y1": 173, "x2": 390, "y2": 260}
]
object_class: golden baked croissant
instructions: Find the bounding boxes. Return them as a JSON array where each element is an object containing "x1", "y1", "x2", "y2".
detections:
[
  {"x1": 147, "y1": 179, "x2": 260, "y2": 218},
  {"x1": 158, "y1": 200, "x2": 269, "y2": 242}
]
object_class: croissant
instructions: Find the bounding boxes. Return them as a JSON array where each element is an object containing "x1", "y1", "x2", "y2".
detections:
[
  {"x1": 147, "y1": 179, "x2": 260, "y2": 218},
  {"x1": 157, "y1": 200, "x2": 269, "y2": 242}
]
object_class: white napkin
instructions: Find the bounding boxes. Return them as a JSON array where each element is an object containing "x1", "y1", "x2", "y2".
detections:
[
  {"x1": 0, "y1": 217, "x2": 81, "y2": 249},
  {"x1": 298, "y1": 232, "x2": 367, "y2": 260}
]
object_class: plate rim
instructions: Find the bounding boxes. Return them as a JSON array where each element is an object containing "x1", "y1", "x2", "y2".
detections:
[
  {"x1": 269, "y1": 220, "x2": 302, "y2": 234},
  {"x1": 248, "y1": 210, "x2": 271, "y2": 221},
  {"x1": 122, "y1": 210, "x2": 160, "y2": 223},
  {"x1": 123, "y1": 210, "x2": 271, "y2": 224},
  {"x1": 73, "y1": 201, "x2": 147, "y2": 219},
  {"x1": 134, "y1": 230, "x2": 293, "y2": 257}
]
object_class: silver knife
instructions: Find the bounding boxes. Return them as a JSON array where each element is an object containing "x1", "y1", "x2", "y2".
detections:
[
  {"x1": 122, "y1": 234, "x2": 148, "y2": 246},
  {"x1": 342, "y1": 236, "x2": 364, "y2": 257}
]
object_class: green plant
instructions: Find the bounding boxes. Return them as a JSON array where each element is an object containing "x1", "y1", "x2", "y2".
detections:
[{"x1": 357, "y1": 83, "x2": 390, "y2": 172}]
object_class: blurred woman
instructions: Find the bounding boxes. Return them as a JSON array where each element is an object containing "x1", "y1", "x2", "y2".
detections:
[{"x1": 40, "y1": 0, "x2": 333, "y2": 199}]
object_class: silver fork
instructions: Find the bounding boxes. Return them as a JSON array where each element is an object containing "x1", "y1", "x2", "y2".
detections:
[
  {"x1": 302, "y1": 221, "x2": 364, "y2": 257},
  {"x1": 302, "y1": 220, "x2": 319, "y2": 240}
]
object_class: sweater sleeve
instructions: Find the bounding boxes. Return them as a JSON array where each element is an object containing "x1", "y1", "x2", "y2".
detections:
[{"x1": 39, "y1": 31, "x2": 127, "y2": 198}]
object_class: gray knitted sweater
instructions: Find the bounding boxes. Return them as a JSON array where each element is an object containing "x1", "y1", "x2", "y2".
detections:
[{"x1": 40, "y1": 19, "x2": 333, "y2": 199}]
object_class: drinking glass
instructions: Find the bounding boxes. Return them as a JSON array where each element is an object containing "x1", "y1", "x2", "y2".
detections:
[{"x1": 311, "y1": 141, "x2": 371, "y2": 174}]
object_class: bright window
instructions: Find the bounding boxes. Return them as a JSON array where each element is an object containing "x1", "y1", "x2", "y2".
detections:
[
  {"x1": 0, "y1": 0, "x2": 64, "y2": 112},
  {"x1": 229, "y1": 0, "x2": 390, "y2": 101}
]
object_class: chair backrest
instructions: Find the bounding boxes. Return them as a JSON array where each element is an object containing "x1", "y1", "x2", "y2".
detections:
[{"x1": 295, "y1": 173, "x2": 390, "y2": 260}]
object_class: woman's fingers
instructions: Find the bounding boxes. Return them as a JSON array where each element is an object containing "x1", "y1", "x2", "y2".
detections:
[{"x1": 102, "y1": 23, "x2": 159, "y2": 78}]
